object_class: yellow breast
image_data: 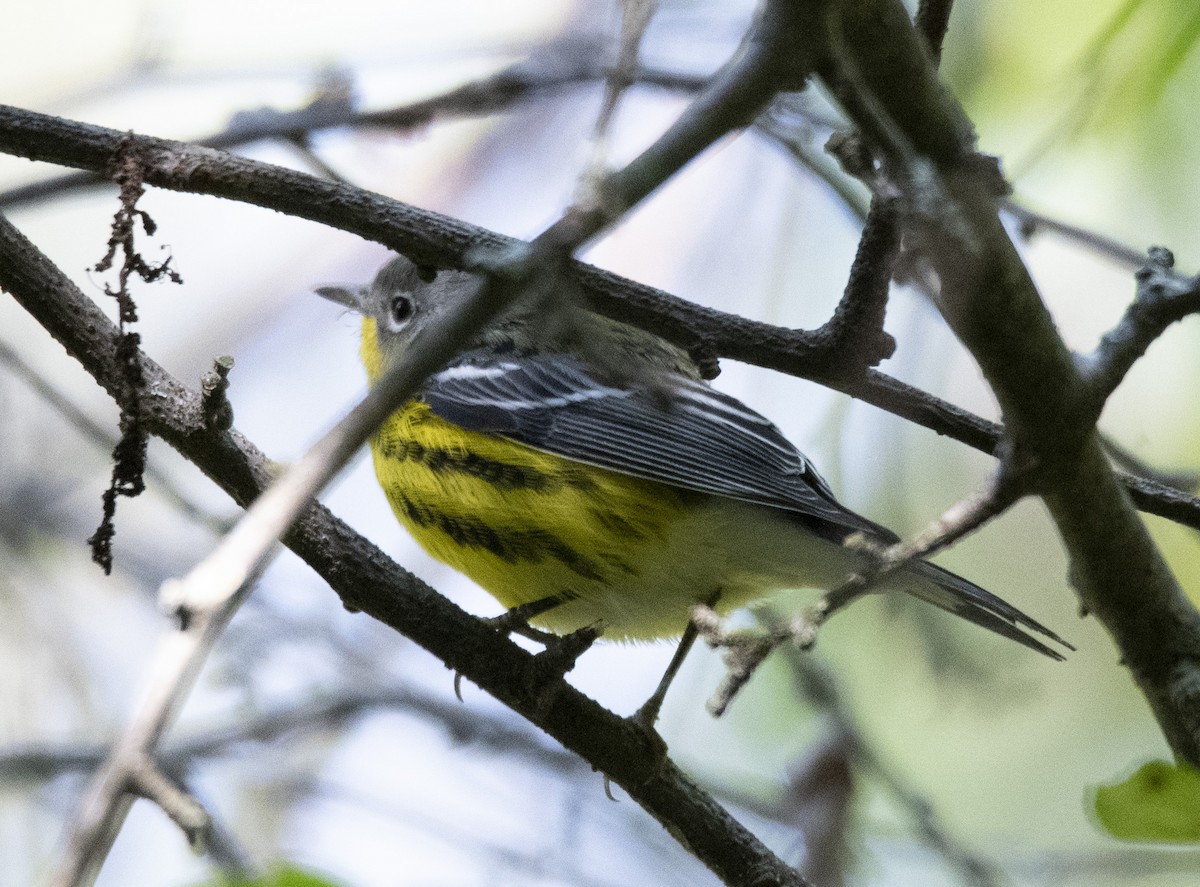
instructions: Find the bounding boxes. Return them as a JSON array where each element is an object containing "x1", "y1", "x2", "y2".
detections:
[
  {"x1": 360, "y1": 316, "x2": 797, "y2": 641},
  {"x1": 373, "y1": 398, "x2": 713, "y2": 632}
]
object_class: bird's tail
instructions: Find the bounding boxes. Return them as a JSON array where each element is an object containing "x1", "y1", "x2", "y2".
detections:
[{"x1": 901, "y1": 560, "x2": 1073, "y2": 660}]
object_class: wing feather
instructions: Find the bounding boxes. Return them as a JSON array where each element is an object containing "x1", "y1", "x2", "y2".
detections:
[{"x1": 424, "y1": 351, "x2": 873, "y2": 534}]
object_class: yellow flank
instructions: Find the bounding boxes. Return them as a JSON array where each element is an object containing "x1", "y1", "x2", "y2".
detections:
[
  {"x1": 362, "y1": 318, "x2": 728, "y2": 640},
  {"x1": 370, "y1": 398, "x2": 704, "y2": 631}
]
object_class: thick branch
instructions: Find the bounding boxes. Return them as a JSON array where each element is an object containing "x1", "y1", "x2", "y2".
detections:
[
  {"x1": 1, "y1": 104, "x2": 1196, "y2": 534},
  {"x1": 0, "y1": 202, "x2": 807, "y2": 887},
  {"x1": 826, "y1": 0, "x2": 1200, "y2": 764}
]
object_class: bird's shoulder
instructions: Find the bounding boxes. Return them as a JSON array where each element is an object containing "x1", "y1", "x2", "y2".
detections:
[{"x1": 418, "y1": 326, "x2": 878, "y2": 536}]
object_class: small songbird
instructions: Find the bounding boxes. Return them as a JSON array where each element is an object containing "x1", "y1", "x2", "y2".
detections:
[{"x1": 319, "y1": 256, "x2": 1068, "y2": 718}]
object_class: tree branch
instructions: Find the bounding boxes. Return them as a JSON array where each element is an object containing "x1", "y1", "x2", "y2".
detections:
[
  {"x1": 1, "y1": 104, "x2": 1196, "y2": 532},
  {"x1": 0, "y1": 685, "x2": 584, "y2": 783},
  {"x1": 1004, "y1": 200, "x2": 1148, "y2": 269},
  {"x1": 0, "y1": 216, "x2": 810, "y2": 886},
  {"x1": 0, "y1": 44, "x2": 709, "y2": 211},
  {"x1": 823, "y1": 0, "x2": 1200, "y2": 765},
  {"x1": 1078, "y1": 247, "x2": 1200, "y2": 420},
  {"x1": 0, "y1": 338, "x2": 233, "y2": 533}
]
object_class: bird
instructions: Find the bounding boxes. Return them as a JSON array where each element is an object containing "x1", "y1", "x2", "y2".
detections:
[{"x1": 318, "y1": 255, "x2": 1069, "y2": 721}]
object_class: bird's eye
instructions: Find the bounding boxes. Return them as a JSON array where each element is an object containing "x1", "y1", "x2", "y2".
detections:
[{"x1": 388, "y1": 293, "x2": 414, "y2": 327}]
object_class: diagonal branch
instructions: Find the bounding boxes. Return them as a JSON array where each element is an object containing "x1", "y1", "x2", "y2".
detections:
[
  {"x1": 0, "y1": 216, "x2": 810, "y2": 887},
  {"x1": 823, "y1": 0, "x2": 1200, "y2": 765}
]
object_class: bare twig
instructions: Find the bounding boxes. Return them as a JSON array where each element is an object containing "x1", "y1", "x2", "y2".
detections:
[
  {"x1": 754, "y1": 98, "x2": 873, "y2": 219},
  {"x1": 825, "y1": 467, "x2": 1020, "y2": 617},
  {"x1": 1003, "y1": 199, "x2": 1148, "y2": 269},
  {"x1": 577, "y1": 0, "x2": 660, "y2": 207},
  {"x1": 1078, "y1": 247, "x2": 1200, "y2": 419},
  {"x1": 0, "y1": 45, "x2": 708, "y2": 212},
  {"x1": 694, "y1": 605, "x2": 799, "y2": 718},
  {"x1": 0, "y1": 685, "x2": 584, "y2": 786},
  {"x1": 606, "y1": 0, "x2": 659, "y2": 122},
  {"x1": 127, "y1": 757, "x2": 211, "y2": 851},
  {"x1": 1102, "y1": 434, "x2": 1200, "y2": 494},
  {"x1": 529, "y1": 0, "x2": 819, "y2": 261},
  {"x1": 0, "y1": 338, "x2": 234, "y2": 534},
  {"x1": 698, "y1": 467, "x2": 1022, "y2": 717}
]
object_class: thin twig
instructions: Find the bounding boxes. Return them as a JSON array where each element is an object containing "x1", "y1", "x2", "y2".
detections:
[
  {"x1": 1101, "y1": 434, "x2": 1200, "y2": 494},
  {"x1": 0, "y1": 338, "x2": 235, "y2": 534},
  {"x1": 0, "y1": 47, "x2": 707, "y2": 211},
  {"x1": 1003, "y1": 200, "x2": 1147, "y2": 269},
  {"x1": 126, "y1": 756, "x2": 211, "y2": 851},
  {"x1": 698, "y1": 467, "x2": 1021, "y2": 717},
  {"x1": 577, "y1": 0, "x2": 660, "y2": 208},
  {"x1": 1078, "y1": 247, "x2": 1200, "y2": 419},
  {"x1": 0, "y1": 685, "x2": 583, "y2": 785},
  {"x1": 754, "y1": 99, "x2": 872, "y2": 220},
  {"x1": 2, "y1": 104, "x2": 1198, "y2": 533},
  {"x1": 823, "y1": 469, "x2": 1020, "y2": 618}
]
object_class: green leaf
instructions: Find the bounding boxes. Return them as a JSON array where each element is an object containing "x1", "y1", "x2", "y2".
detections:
[
  {"x1": 193, "y1": 864, "x2": 346, "y2": 887},
  {"x1": 1091, "y1": 759, "x2": 1200, "y2": 843}
]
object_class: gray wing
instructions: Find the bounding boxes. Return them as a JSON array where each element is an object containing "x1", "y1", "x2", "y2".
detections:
[
  {"x1": 423, "y1": 350, "x2": 879, "y2": 537},
  {"x1": 423, "y1": 349, "x2": 1073, "y2": 659}
]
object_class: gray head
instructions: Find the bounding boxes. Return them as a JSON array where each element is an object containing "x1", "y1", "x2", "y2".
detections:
[{"x1": 317, "y1": 255, "x2": 480, "y2": 365}]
